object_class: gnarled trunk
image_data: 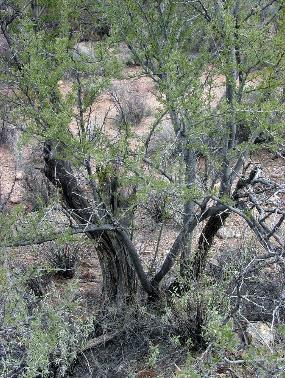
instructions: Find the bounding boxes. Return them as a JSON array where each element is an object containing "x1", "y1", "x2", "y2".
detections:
[
  {"x1": 96, "y1": 232, "x2": 137, "y2": 304},
  {"x1": 43, "y1": 142, "x2": 138, "y2": 305}
]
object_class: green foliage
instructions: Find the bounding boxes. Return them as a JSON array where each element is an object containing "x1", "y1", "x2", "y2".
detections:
[
  {"x1": 2, "y1": 0, "x2": 284, "y2": 228},
  {"x1": 205, "y1": 312, "x2": 238, "y2": 351},
  {"x1": 0, "y1": 262, "x2": 92, "y2": 377},
  {"x1": 147, "y1": 342, "x2": 160, "y2": 368}
]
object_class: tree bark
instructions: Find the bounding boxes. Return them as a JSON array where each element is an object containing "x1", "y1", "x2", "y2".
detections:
[
  {"x1": 180, "y1": 146, "x2": 197, "y2": 276},
  {"x1": 191, "y1": 167, "x2": 259, "y2": 281},
  {"x1": 192, "y1": 211, "x2": 230, "y2": 280},
  {"x1": 43, "y1": 142, "x2": 139, "y2": 305},
  {"x1": 95, "y1": 232, "x2": 137, "y2": 303}
]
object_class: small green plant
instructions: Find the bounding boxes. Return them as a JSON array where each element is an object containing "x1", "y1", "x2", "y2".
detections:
[
  {"x1": 171, "y1": 335, "x2": 181, "y2": 347},
  {"x1": 147, "y1": 342, "x2": 160, "y2": 368},
  {"x1": 47, "y1": 243, "x2": 78, "y2": 279}
]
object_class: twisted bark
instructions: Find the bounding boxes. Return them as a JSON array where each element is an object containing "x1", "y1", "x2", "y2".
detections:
[{"x1": 43, "y1": 142, "x2": 154, "y2": 304}]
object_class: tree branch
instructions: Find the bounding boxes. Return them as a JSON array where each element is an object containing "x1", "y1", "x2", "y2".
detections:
[
  {"x1": 1, "y1": 225, "x2": 117, "y2": 248},
  {"x1": 151, "y1": 204, "x2": 227, "y2": 286}
]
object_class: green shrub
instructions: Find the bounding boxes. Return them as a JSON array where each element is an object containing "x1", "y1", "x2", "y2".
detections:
[
  {"x1": 47, "y1": 243, "x2": 79, "y2": 279},
  {"x1": 0, "y1": 264, "x2": 92, "y2": 377}
]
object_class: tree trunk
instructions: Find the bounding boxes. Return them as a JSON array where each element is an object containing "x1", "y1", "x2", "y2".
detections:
[
  {"x1": 43, "y1": 142, "x2": 138, "y2": 305},
  {"x1": 191, "y1": 164, "x2": 261, "y2": 281},
  {"x1": 180, "y1": 146, "x2": 197, "y2": 276},
  {"x1": 96, "y1": 232, "x2": 137, "y2": 303},
  {"x1": 192, "y1": 211, "x2": 230, "y2": 280}
]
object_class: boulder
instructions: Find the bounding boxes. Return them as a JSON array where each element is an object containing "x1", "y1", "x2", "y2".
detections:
[
  {"x1": 217, "y1": 227, "x2": 241, "y2": 239},
  {"x1": 247, "y1": 322, "x2": 274, "y2": 348}
]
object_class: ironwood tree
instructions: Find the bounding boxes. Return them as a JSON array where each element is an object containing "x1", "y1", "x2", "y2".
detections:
[{"x1": 0, "y1": 0, "x2": 284, "y2": 313}]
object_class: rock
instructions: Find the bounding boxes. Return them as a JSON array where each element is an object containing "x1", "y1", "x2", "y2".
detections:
[
  {"x1": 217, "y1": 227, "x2": 241, "y2": 239},
  {"x1": 73, "y1": 41, "x2": 97, "y2": 60},
  {"x1": 9, "y1": 196, "x2": 22, "y2": 204},
  {"x1": 147, "y1": 118, "x2": 175, "y2": 155},
  {"x1": 247, "y1": 322, "x2": 274, "y2": 348},
  {"x1": 15, "y1": 171, "x2": 24, "y2": 180},
  {"x1": 115, "y1": 43, "x2": 136, "y2": 66},
  {"x1": 73, "y1": 42, "x2": 136, "y2": 66},
  {"x1": 9, "y1": 181, "x2": 23, "y2": 204}
]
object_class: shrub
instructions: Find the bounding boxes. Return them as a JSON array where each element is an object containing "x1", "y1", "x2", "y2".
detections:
[
  {"x1": 26, "y1": 269, "x2": 52, "y2": 298},
  {"x1": 0, "y1": 264, "x2": 92, "y2": 377},
  {"x1": 144, "y1": 190, "x2": 169, "y2": 223},
  {"x1": 47, "y1": 243, "x2": 78, "y2": 279},
  {"x1": 111, "y1": 84, "x2": 150, "y2": 127}
]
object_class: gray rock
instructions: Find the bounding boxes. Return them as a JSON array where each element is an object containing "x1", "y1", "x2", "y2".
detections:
[
  {"x1": 217, "y1": 227, "x2": 241, "y2": 239},
  {"x1": 247, "y1": 322, "x2": 274, "y2": 348}
]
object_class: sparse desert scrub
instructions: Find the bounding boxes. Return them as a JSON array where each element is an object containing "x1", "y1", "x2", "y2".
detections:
[{"x1": 0, "y1": 0, "x2": 285, "y2": 377}]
